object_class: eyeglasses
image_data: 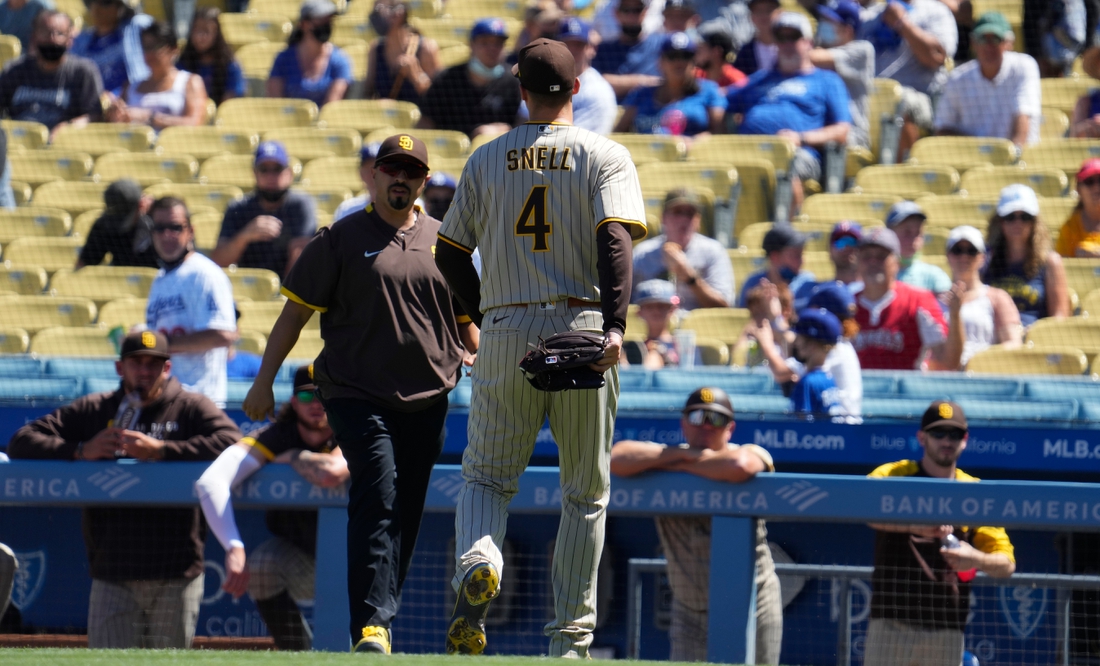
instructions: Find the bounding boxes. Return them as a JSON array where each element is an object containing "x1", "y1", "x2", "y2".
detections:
[
  {"x1": 617, "y1": 5, "x2": 644, "y2": 14},
  {"x1": 685, "y1": 409, "x2": 731, "y2": 428},
  {"x1": 377, "y1": 161, "x2": 429, "y2": 180},
  {"x1": 1002, "y1": 213, "x2": 1036, "y2": 223},
  {"x1": 663, "y1": 50, "x2": 694, "y2": 61},
  {"x1": 152, "y1": 224, "x2": 187, "y2": 234},
  {"x1": 1081, "y1": 176, "x2": 1100, "y2": 188},
  {"x1": 948, "y1": 245, "x2": 980, "y2": 256},
  {"x1": 832, "y1": 236, "x2": 858, "y2": 250},
  {"x1": 774, "y1": 31, "x2": 802, "y2": 44},
  {"x1": 142, "y1": 43, "x2": 167, "y2": 52},
  {"x1": 255, "y1": 164, "x2": 286, "y2": 175},
  {"x1": 295, "y1": 390, "x2": 319, "y2": 403},
  {"x1": 975, "y1": 34, "x2": 1004, "y2": 46},
  {"x1": 926, "y1": 427, "x2": 967, "y2": 441}
]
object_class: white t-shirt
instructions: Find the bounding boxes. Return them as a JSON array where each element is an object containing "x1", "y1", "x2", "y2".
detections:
[
  {"x1": 934, "y1": 51, "x2": 1041, "y2": 145},
  {"x1": 145, "y1": 253, "x2": 236, "y2": 406}
]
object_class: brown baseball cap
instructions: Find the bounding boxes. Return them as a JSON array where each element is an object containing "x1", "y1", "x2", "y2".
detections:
[
  {"x1": 120, "y1": 330, "x2": 170, "y2": 360},
  {"x1": 375, "y1": 133, "x2": 430, "y2": 170},
  {"x1": 683, "y1": 387, "x2": 734, "y2": 418},
  {"x1": 293, "y1": 364, "x2": 317, "y2": 392},
  {"x1": 664, "y1": 187, "x2": 703, "y2": 212},
  {"x1": 920, "y1": 400, "x2": 968, "y2": 431},
  {"x1": 511, "y1": 38, "x2": 575, "y2": 94}
]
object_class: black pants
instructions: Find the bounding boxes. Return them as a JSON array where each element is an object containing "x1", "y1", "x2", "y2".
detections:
[{"x1": 321, "y1": 395, "x2": 447, "y2": 640}]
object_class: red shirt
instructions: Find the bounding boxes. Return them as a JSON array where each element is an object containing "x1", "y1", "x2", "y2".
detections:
[
  {"x1": 853, "y1": 281, "x2": 947, "y2": 370},
  {"x1": 695, "y1": 63, "x2": 747, "y2": 90}
]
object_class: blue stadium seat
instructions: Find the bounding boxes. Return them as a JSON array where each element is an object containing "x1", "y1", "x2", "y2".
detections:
[
  {"x1": 0, "y1": 377, "x2": 82, "y2": 401},
  {"x1": 897, "y1": 376, "x2": 1022, "y2": 400},
  {"x1": 619, "y1": 391, "x2": 788, "y2": 414},
  {"x1": 725, "y1": 394, "x2": 790, "y2": 414},
  {"x1": 618, "y1": 369, "x2": 652, "y2": 390},
  {"x1": 861, "y1": 372, "x2": 899, "y2": 396},
  {"x1": 957, "y1": 399, "x2": 1078, "y2": 422},
  {"x1": 863, "y1": 398, "x2": 940, "y2": 419},
  {"x1": 651, "y1": 370, "x2": 774, "y2": 395},
  {"x1": 1024, "y1": 379, "x2": 1100, "y2": 403},
  {"x1": 0, "y1": 356, "x2": 42, "y2": 377},
  {"x1": 84, "y1": 377, "x2": 120, "y2": 394},
  {"x1": 45, "y1": 358, "x2": 119, "y2": 379},
  {"x1": 1078, "y1": 401, "x2": 1100, "y2": 422},
  {"x1": 449, "y1": 383, "x2": 471, "y2": 407}
]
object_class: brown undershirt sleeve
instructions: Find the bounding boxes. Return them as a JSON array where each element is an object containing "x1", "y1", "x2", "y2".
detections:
[
  {"x1": 435, "y1": 241, "x2": 484, "y2": 328},
  {"x1": 597, "y1": 221, "x2": 634, "y2": 337}
]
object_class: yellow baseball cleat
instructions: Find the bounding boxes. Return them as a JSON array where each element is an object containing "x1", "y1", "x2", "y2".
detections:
[
  {"x1": 445, "y1": 562, "x2": 500, "y2": 655},
  {"x1": 353, "y1": 625, "x2": 391, "y2": 654}
]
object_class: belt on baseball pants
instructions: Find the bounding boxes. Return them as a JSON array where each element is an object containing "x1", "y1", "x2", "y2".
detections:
[{"x1": 535, "y1": 298, "x2": 600, "y2": 310}]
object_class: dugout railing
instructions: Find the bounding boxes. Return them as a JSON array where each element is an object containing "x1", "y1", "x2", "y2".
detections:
[{"x1": 2, "y1": 462, "x2": 1100, "y2": 659}]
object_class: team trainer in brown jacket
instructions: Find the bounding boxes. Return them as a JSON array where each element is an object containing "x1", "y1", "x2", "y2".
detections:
[{"x1": 7, "y1": 330, "x2": 241, "y2": 649}]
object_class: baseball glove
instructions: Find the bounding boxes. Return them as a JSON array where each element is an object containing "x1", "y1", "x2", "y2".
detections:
[{"x1": 518, "y1": 331, "x2": 607, "y2": 392}]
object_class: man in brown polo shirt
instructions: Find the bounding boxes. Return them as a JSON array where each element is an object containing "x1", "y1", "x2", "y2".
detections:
[{"x1": 242, "y1": 134, "x2": 478, "y2": 654}]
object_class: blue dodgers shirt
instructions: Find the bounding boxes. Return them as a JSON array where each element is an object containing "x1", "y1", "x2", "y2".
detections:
[
  {"x1": 270, "y1": 46, "x2": 353, "y2": 106},
  {"x1": 790, "y1": 366, "x2": 841, "y2": 415},
  {"x1": 727, "y1": 67, "x2": 851, "y2": 160},
  {"x1": 623, "y1": 79, "x2": 727, "y2": 136}
]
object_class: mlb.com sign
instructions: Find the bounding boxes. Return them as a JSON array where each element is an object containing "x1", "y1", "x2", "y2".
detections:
[{"x1": 754, "y1": 428, "x2": 845, "y2": 450}]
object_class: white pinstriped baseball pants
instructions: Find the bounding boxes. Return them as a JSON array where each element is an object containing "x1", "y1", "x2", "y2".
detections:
[
  {"x1": 87, "y1": 575, "x2": 203, "y2": 649},
  {"x1": 863, "y1": 618, "x2": 965, "y2": 666},
  {"x1": 453, "y1": 303, "x2": 618, "y2": 658}
]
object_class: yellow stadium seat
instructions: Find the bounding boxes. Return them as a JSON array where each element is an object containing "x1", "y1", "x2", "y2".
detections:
[
  {"x1": 0, "y1": 327, "x2": 29, "y2": 353},
  {"x1": 218, "y1": 12, "x2": 292, "y2": 49},
  {"x1": 959, "y1": 165, "x2": 1069, "y2": 199},
  {"x1": 332, "y1": 13, "x2": 377, "y2": 43},
  {"x1": 0, "y1": 208, "x2": 72, "y2": 243},
  {"x1": 677, "y1": 308, "x2": 753, "y2": 347},
  {"x1": 0, "y1": 294, "x2": 97, "y2": 333},
  {"x1": 1026, "y1": 317, "x2": 1100, "y2": 354},
  {"x1": 609, "y1": 134, "x2": 687, "y2": 165},
  {"x1": 287, "y1": 329, "x2": 324, "y2": 360},
  {"x1": 234, "y1": 40, "x2": 285, "y2": 88},
  {"x1": 299, "y1": 185, "x2": 352, "y2": 214},
  {"x1": 238, "y1": 299, "x2": 320, "y2": 333},
  {"x1": 224, "y1": 266, "x2": 281, "y2": 300},
  {"x1": 247, "y1": 0, "x2": 312, "y2": 18},
  {"x1": 469, "y1": 130, "x2": 507, "y2": 154},
  {"x1": 437, "y1": 43, "x2": 471, "y2": 68},
  {"x1": 144, "y1": 183, "x2": 245, "y2": 213},
  {"x1": 637, "y1": 162, "x2": 738, "y2": 201},
  {"x1": 11, "y1": 180, "x2": 31, "y2": 206},
  {"x1": 690, "y1": 134, "x2": 795, "y2": 172},
  {"x1": 93, "y1": 152, "x2": 199, "y2": 187},
  {"x1": 49, "y1": 266, "x2": 158, "y2": 304},
  {"x1": 301, "y1": 156, "x2": 364, "y2": 191},
  {"x1": 364, "y1": 128, "x2": 470, "y2": 158},
  {"x1": 802, "y1": 193, "x2": 902, "y2": 221},
  {"x1": 854, "y1": 164, "x2": 960, "y2": 199},
  {"x1": 1038, "y1": 195, "x2": 1079, "y2": 230},
  {"x1": 264, "y1": 127, "x2": 363, "y2": 160},
  {"x1": 1061, "y1": 259, "x2": 1100, "y2": 297},
  {"x1": 1039, "y1": 77, "x2": 1096, "y2": 116},
  {"x1": 338, "y1": 39, "x2": 368, "y2": 83},
  {"x1": 728, "y1": 248, "x2": 766, "y2": 295},
  {"x1": 967, "y1": 343, "x2": 1087, "y2": 375},
  {"x1": 403, "y1": 0, "x2": 443, "y2": 19},
  {"x1": 0, "y1": 35, "x2": 20, "y2": 68},
  {"x1": 31, "y1": 181, "x2": 109, "y2": 217},
  {"x1": 98, "y1": 297, "x2": 147, "y2": 330},
  {"x1": 2, "y1": 120, "x2": 48, "y2": 151},
  {"x1": 4, "y1": 237, "x2": 82, "y2": 272},
  {"x1": 10, "y1": 151, "x2": 94, "y2": 187},
  {"x1": 738, "y1": 222, "x2": 776, "y2": 253},
  {"x1": 1022, "y1": 139, "x2": 1100, "y2": 177},
  {"x1": 51, "y1": 124, "x2": 157, "y2": 156},
  {"x1": 801, "y1": 250, "x2": 834, "y2": 280},
  {"x1": 908, "y1": 136, "x2": 1018, "y2": 171},
  {"x1": 199, "y1": 154, "x2": 303, "y2": 189},
  {"x1": 1081, "y1": 288, "x2": 1100, "y2": 317},
  {"x1": 320, "y1": 99, "x2": 421, "y2": 133},
  {"x1": 914, "y1": 194, "x2": 997, "y2": 227},
  {"x1": 1040, "y1": 107, "x2": 1070, "y2": 141},
  {"x1": 868, "y1": 78, "x2": 903, "y2": 163},
  {"x1": 190, "y1": 211, "x2": 223, "y2": 251},
  {"x1": 431, "y1": 156, "x2": 468, "y2": 180},
  {"x1": 236, "y1": 329, "x2": 267, "y2": 355},
  {"x1": 72, "y1": 209, "x2": 101, "y2": 239},
  {"x1": 157, "y1": 126, "x2": 259, "y2": 160},
  {"x1": 725, "y1": 158, "x2": 779, "y2": 237},
  {"x1": 410, "y1": 16, "x2": 521, "y2": 45},
  {"x1": 624, "y1": 303, "x2": 646, "y2": 340},
  {"x1": 696, "y1": 336, "x2": 731, "y2": 366},
  {"x1": 439, "y1": 0, "x2": 525, "y2": 21},
  {"x1": 0, "y1": 264, "x2": 48, "y2": 294},
  {"x1": 30, "y1": 326, "x2": 118, "y2": 357},
  {"x1": 216, "y1": 98, "x2": 319, "y2": 131}
]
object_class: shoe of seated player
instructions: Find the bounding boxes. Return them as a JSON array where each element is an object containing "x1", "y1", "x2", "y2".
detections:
[
  {"x1": 445, "y1": 562, "x2": 500, "y2": 655},
  {"x1": 352, "y1": 625, "x2": 391, "y2": 654}
]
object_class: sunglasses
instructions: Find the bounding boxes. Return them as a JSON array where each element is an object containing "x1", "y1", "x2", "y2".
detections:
[
  {"x1": 1081, "y1": 176, "x2": 1100, "y2": 187},
  {"x1": 618, "y1": 5, "x2": 644, "y2": 14},
  {"x1": 152, "y1": 224, "x2": 187, "y2": 234},
  {"x1": 774, "y1": 31, "x2": 802, "y2": 44},
  {"x1": 256, "y1": 164, "x2": 286, "y2": 175},
  {"x1": 295, "y1": 390, "x2": 319, "y2": 403},
  {"x1": 142, "y1": 43, "x2": 168, "y2": 52},
  {"x1": 832, "y1": 236, "x2": 858, "y2": 250},
  {"x1": 926, "y1": 427, "x2": 967, "y2": 441},
  {"x1": 1002, "y1": 213, "x2": 1035, "y2": 223},
  {"x1": 377, "y1": 161, "x2": 429, "y2": 180},
  {"x1": 685, "y1": 409, "x2": 731, "y2": 428},
  {"x1": 664, "y1": 50, "x2": 694, "y2": 61},
  {"x1": 948, "y1": 245, "x2": 980, "y2": 256}
]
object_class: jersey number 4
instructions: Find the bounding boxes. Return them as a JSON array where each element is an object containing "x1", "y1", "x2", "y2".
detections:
[{"x1": 515, "y1": 186, "x2": 551, "y2": 252}]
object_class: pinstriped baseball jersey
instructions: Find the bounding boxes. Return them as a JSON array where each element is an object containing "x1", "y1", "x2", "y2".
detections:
[{"x1": 438, "y1": 122, "x2": 646, "y2": 308}]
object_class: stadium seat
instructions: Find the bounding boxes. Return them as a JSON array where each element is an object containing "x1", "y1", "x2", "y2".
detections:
[
  {"x1": 264, "y1": 127, "x2": 362, "y2": 160},
  {"x1": 97, "y1": 297, "x2": 147, "y2": 330},
  {"x1": 692, "y1": 337, "x2": 729, "y2": 365},
  {"x1": 651, "y1": 369, "x2": 772, "y2": 394},
  {"x1": 638, "y1": 162, "x2": 738, "y2": 202},
  {"x1": 1038, "y1": 196, "x2": 1078, "y2": 230},
  {"x1": 218, "y1": 12, "x2": 292, "y2": 50},
  {"x1": 410, "y1": 16, "x2": 521, "y2": 46},
  {"x1": 332, "y1": 13, "x2": 376, "y2": 43},
  {"x1": 338, "y1": 40, "x2": 369, "y2": 88},
  {"x1": 621, "y1": 391, "x2": 789, "y2": 414},
  {"x1": 1039, "y1": 107, "x2": 1070, "y2": 141},
  {"x1": 247, "y1": 0, "x2": 319, "y2": 19},
  {"x1": 863, "y1": 397, "x2": 951, "y2": 419},
  {"x1": 30, "y1": 326, "x2": 117, "y2": 357},
  {"x1": 898, "y1": 375, "x2": 1021, "y2": 399},
  {"x1": 1081, "y1": 288, "x2": 1100, "y2": 316},
  {"x1": 364, "y1": 128, "x2": 470, "y2": 158},
  {"x1": 301, "y1": 156, "x2": 364, "y2": 191},
  {"x1": 216, "y1": 98, "x2": 319, "y2": 131},
  {"x1": 1021, "y1": 139, "x2": 1100, "y2": 179},
  {"x1": 914, "y1": 194, "x2": 996, "y2": 227},
  {"x1": 236, "y1": 329, "x2": 266, "y2": 355},
  {"x1": 966, "y1": 344, "x2": 1088, "y2": 376},
  {"x1": 728, "y1": 248, "x2": 766, "y2": 295},
  {"x1": 234, "y1": 41, "x2": 284, "y2": 96},
  {"x1": 1061, "y1": 259, "x2": 1100, "y2": 297},
  {"x1": 93, "y1": 152, "x2": 199, "y2": 187},
  {"x1": 238, "y1": 299, "x2": 320, "y2": 332},
  {"x1": 51, "y1": 124, "x2": 157, "y2": 156},
  {"x1": 286, "y1": 329, "x2": 323, "y2": 360},
  {"x1": 49, "y1": 266, "x2": 158, "y2": 304},
  {"x1": 199, "y1": 154, "x2": 303, "y2": 188},
  {"x1": 224, "y1": 266, "x2": 281, "y2": 301},
  {"x1": 853, "y1": 164, "x2": 960, "y2": 199},
  {"x1": 0, "y1": 264, "x2": 48, "y2": 295},
  {"x1": 0, "y1": 328, "x2": 29, "y2": 354},
  {"x1": 958, "y1": 398, "x2": 1078, "y2": 423},
  {"x1": 2, "y1": 120, "x2": 49, "y2": 151},
  {"x1": 0, "y1": 34, "x2": 20, "y2": 68},
  {"x1": 0, "y1": 294, "x2": 97, "y2": 333},
  {"x1": 437, "y1": 43, "x2": 471, "y2": 68},
  {"x1": 609, "y1": 134, "x2": 687, "y2": 165},
  {"x1": 157, "y1": 126, "x2": 259, "y2": 161},
  {"x1": 319, "y1": 99, "x2": 421, "y2": 134},
  {"x1": 624, "y1": 303, "x2": 646, "y2": 341},
  {"x1": 959, "y1": 165, "x2": 1069, "y2": 199},
  {"x1": 908, "y1": 136, "x2": 1018, "y2": 171},
  {"x1": 690, "y1": 134, "x2": 796, "y2": 172},
  {"x1": 1039, "y1": 76, "x2": 1096, "y2": 116},
  {"x1": 0, "y1": 208, "x2": 72, "y2": 243},
  {"x1": 921, "y1": 226, "x2": 950, "y2": 255},
  {"x1": 143, "y1": 183, "x2": 245, "y2": 213},
  {"x1": 189, "y1": 211, "x2": 223, "y2": 251},
  {"x1": 868, "y1": 78, "x2": 903, "y2": 164},
  {"x1": 71, "y1": 209, "x2": 101, "y2": 239},
  {"x1": 801, "y1": 193, "x2": 902, "y2": 222},
  {"x1": 10, "y1": 151, "x2": 94, "y2": 187},
  {"x1": 44, "y1": 357, "x2": 119, "y2": 378},
  {"x1": 1026, "y1": 316, "x2": 1100, "y2": 354},
  {"x1": 431, "y1": 156, "x2": 468, "y2": 180},
  {"x1": 4, "y1": 237, "x2": 83, "y2": 273},
  {"x1": 1024, "y1": 376, "x2": 1100, "y2": 402},
  {"x1": 676, "y1": 308, "x2": 752, "y2": 347},
  {"x1": 437, "y1": 0, "x2": 525, "y2": 21},
  {"x1": 299, "y1": 185, "x2": 352, "y2": 214},
  {"x1": 0, "y1": 377, "x2": 83, "y2": 401},
  {"x1": 11, "y1": 180, "x2": 31, "y2": 206}
]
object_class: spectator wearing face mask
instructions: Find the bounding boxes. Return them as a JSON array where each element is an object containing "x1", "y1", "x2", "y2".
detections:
[
  {"x1": 809, "y1": 0, "x2": 874, "y2": 150},
  {"x1": 76, "y1": 179, "x2": 159, "y2": 269},
  {"x1": 266, "y1": 0, "x2": 351, "y2": 106},
  {"x1": 364, "y1": 0, "x2": 440, "y2": 103}
]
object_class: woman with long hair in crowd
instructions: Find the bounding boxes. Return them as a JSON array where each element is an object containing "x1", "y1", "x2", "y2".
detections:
[
  {"x1": 982, "y1": 184, "x2": 1070, "y2": 326},
  {"x1": 267, "y1": 0, "x2": 351, "y2": 106},
  {"x1": 71, "y1": 0, "x2": 152, "y2": 94},
  {"x1": 106, "y1": 21, "x2": 208, "y2": 129},
  {"x1": 364, "y1": 0, "x2": 439, "y2": 103},
  {"x1": 179, "y1": 7, "x2": 244, "y2": 105}
]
